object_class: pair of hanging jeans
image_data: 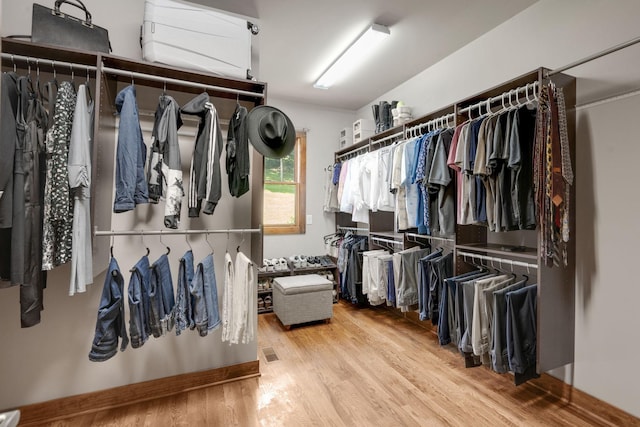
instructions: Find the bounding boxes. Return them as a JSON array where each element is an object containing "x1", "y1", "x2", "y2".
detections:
[
  {"x1": 174, "y1": 250, "x2": 194, "y2": 335},
  {"x1": 89, "y1": 257, "x2": 129, "y2": 361},
  {"x1": 128, "y1": 255, "x2": 151, "y2": 348},
  {"x1": 149, "y1": 254, "x2": 176, "y2": 337},
  {"x1": 191, "y1": 254, "x2": 221, "y2": 336}
]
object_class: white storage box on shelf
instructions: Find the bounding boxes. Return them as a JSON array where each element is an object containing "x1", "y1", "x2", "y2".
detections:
[
  {"x1": 142, "y1": 0, "x2": 255, "y2": 79},
  {"x1": 353, "y1": 118, "x2": 375, "y2": 143},
  {"x1": 339, "y1": 127, "x2": 353, "y2": 149}
]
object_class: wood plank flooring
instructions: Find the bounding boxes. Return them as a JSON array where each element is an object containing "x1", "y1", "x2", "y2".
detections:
[{"x1": 35, "y1": 302, "x2": 639, "y2": 426}]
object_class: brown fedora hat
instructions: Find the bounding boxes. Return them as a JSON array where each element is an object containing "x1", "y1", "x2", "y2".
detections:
[{"x1": 247, "y1": 105, "x2": 296, "y2": 158}]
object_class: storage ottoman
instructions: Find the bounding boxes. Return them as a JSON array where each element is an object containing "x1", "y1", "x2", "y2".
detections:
[{"x1": 272, "y1": 274, "x2": 333, "y2": 328}]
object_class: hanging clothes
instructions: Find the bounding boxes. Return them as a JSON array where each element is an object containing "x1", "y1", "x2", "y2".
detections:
[
  {"x1": 505, "y1": 283, "x2": 539, "y2": 385},
  {"x1": 128, "y1": 255, "x2": 151, "y2": 348},
  {"x1": 428, "y1": 128, "x2": 456, "y2": 236},
  {"x1": 181, "y1": 92, "x2": 223, "y2": 217},
  {"x1": 191, "y1": 253, "x2": 221, "y2": 336},
  {"x1": 323, "y1": 164, "x2": 339, "y2": 212},
  {"x1": 89, "y1": 257, "x2": 129, "y2": 362},
  {"x1": 112, "y1": 85, "x2": 148, "y2": 213},
  {"x1": 68, "y1": 84, "x2": 94, "y2": 296},
  {"x1": 42, "y1": 80, "x2": 76, "y2": 271},
  {"x1": 147, "y1": 93, "x2": 184, "y2": 228},
  {"x1": 174, "y1": 250, "x2": 195, "y2": 335},
  {"x1": 149, "y1": 253, "x2": 176, "y2": 337},
  {"x1": 1, "y1": 74, "x2": 50, "y2": 327},
  {"x1": 222, "y1": 251, "x2": 255, "y2": 345},
  {"x1": 226, "y1": 103, "x2": 250, "y2": 198},
  {"x1": 0, "y1": 72, "x2": 19, "y2": 282},
  {"x1": 536, "y1": 82, "x2": 572, "y2": 266}
]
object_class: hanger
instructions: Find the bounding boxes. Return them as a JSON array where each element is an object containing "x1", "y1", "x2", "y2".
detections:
[
  {"x1": 205, "y1": 232, "x2": 215, "y2": 254},
  {"x1": 159, "y1": 230, "x2": 170, "y2": 255},
  {"x1": 110, "y1": 231, "x2": 115, "y2": 258},
  {"x1": 85, "y1": 66, "x2": 93, "y2": 103},
  {"x1": 69, "y1": 63, "x2": 75, "y2": 90},
  {"x1": 185, "y1": 233, "x2": 193, "y2": 251},
  {"x1": 225, "y1": 232, "x2": 230, "y2": 254},
  {"x1": 237, "y1": 231, "x2": 245, "y2": 253},
  {"x1": 140, "y1": 230, "x2": 150, "y2": 257},
  {"x1": 11, "y1": 55, "x2": 16, "y2": 73}
]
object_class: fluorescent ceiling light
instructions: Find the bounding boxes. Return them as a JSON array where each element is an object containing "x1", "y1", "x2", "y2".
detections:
[{"x1": 314, "y1": 23, "x2": 390, "y2": 89}]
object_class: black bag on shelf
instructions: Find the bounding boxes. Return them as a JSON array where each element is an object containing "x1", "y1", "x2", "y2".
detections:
[{"x1": 31, "y1": 0, "x2": 112, "y2": 53}]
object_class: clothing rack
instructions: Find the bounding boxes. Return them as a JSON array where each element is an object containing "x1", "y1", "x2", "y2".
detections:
[
  {"x1": 405, "y1": 112, "x2": 456, "y2": 138},
  {"x1": 0, "y1": 52, "x2": 98, "y2": 73},
  {"x1": 458, "y1": 81, "x2": 539, "y2": 116},
  {"x1": 101, "y1": 66, "x2": 265, "y2": 99},
  {"x1": 457, "y1": 250, "x2": 538, "y2": 271},
  {"x1": 94, "y1": 228, "x2": 262, "y2": 237}
]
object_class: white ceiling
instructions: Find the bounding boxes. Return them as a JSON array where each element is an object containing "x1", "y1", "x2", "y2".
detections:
[{"x1": 189, "y1": 0, "x2": 537, "y2": 111}]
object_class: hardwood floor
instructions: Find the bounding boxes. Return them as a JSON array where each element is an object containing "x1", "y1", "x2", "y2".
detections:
[{"x1": 38, "y1": 302, "x2": 639, "y2": 426}]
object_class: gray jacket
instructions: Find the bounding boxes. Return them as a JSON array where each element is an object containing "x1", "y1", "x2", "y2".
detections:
[
  {"x1": 147, "y1": 94, "x2": 184, "y2": 228},
  {"x1": 181, "y1": 93, "x2": 223, "y2": 217}
]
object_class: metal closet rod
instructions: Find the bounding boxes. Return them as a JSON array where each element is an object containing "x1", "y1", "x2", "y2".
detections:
[
  {"x1": 370, "y1": 131, "x2": 404, "y2": 147},
  {"x1": 338, "y1": 226, "x2": 369, "y2": 232},
  {"x1": 547, "y1": 35, "x2": 640, "y2": 77},
  {"x1": 101, "y1": 66, "x2": 265, "y2": 99},
  {"x1": 94, "y1": 228, "x2": 262, "y2": 237},
  {"x1": 457, "y1": 250, "x2": 538, "y2": 270},
  {"x1": 0, "y1": 52, "x2": 97, "y2": 72},
  {"x1": 336, "y1": 145, "x2": 369, "y2": 161},
  {"x1": 405, "y1": 233, "x2": 454, "y2": 243},
  {"x1": 371, "y1": 236, "x2": 403, "y2": 246},
  {"x1": 458, "y1": 81, "x2": 539, "y2": 116}
]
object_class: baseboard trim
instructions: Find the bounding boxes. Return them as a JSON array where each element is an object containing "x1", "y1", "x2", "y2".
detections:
[
  {"x1": 529, "y1": 373, "x2": 639, "y2": 426},
  {"x1": 17, "y1": 360, "x2": 260, "y2": 426}
]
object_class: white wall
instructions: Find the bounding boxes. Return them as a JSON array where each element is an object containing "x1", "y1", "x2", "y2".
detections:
[
  {"x1": 356, "y1": 0, "x2": 640, "y2": 418},
  {"x1": 263, "y1": 97, "x2": 354, "y2": 259}
]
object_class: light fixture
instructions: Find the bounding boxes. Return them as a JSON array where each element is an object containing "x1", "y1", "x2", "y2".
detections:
[{"x1": 314, "y1": 23, "x2": 390, "y2": 89}]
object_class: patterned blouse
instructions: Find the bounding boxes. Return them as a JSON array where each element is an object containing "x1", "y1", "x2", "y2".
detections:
[{"x1": 42, "y1": 81, "x2": 76, "y2": 270}]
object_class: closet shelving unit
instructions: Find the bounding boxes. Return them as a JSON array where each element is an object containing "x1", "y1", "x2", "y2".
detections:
[
  {"x1": 1, "y1": 37, "x2": 267, "y2": 273},
  {"x1": 257, "y1": 260, "x2": 340, "y2": 313},
  {"x1": 333, "y1": 67, "x2": 576, "y2": 381}
]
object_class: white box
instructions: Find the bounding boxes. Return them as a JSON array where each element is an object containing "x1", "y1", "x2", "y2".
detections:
[
  {"x1": 353, "y1": 119, "x2": 375, "y2": 144},
  {"x1": 339, "y1": 127, "x2": 353, "y2": 149},
  {"x1": 142, "y1": 0, "x2": 253, "y2": 79}
]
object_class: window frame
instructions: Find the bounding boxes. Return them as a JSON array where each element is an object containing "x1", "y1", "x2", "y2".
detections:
[{"x1": 263, "y1": 131, "x2": 306, "y2": 235}]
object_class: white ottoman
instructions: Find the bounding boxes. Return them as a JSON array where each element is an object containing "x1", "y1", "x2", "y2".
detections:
[{"x1": 273, "y1": 274, "x2": 333, "y2": 328}]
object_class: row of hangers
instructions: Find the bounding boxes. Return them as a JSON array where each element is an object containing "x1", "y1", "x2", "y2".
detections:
[
  {"x1": 6, "y1": 54, "x2": 94, "y2": 105},
  {"x1": 462, "y1": 82, "x2": 539, "y2": 119},
  {"x1": 109, "y1": 230, "x2": 247, "y2": 259}
]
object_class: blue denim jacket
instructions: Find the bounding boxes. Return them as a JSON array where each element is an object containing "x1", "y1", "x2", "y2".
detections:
[
  {"x1": 174, "y1": 250, "x2": 194, "y2": 335},
  {"x1": 89, "y1": 257, "x2": 129, "y2": 361},
  {"x1": 149, "y1": 253, "x2": 176, "y2": 337},
  {"x1": 113, "y1": 85, "x2": 148, "y2": 213},
  {"x1": 128, "y1": 255, "x2": 151, "y2": 348}
]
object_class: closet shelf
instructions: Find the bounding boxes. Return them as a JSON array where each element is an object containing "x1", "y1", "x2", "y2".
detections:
[{"x1": 455, "y1": 243, "x2": 538, "y2": 260}]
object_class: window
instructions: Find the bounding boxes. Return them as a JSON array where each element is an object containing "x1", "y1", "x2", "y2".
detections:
[{"x1": 263, "y1": 132, "x2": 306, "y2": 234}]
